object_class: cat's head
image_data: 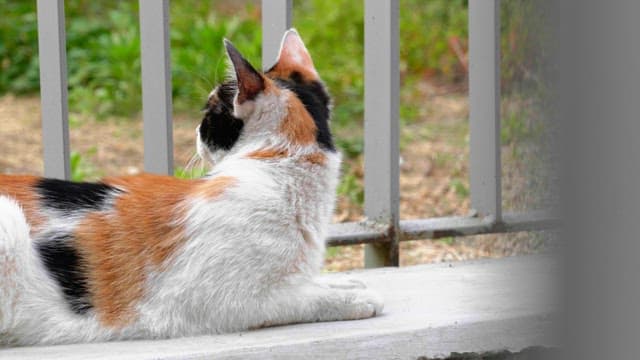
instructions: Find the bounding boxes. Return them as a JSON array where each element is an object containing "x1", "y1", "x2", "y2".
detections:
[{"x1": 197, "y1": 29, "x2": 334, "y2": 166}]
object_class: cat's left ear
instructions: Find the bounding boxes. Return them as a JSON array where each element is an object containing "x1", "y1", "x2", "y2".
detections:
[
  {"x1": 224, "y1": 39, "x2": 265, "y2": 104},
  {"x1": 270, "y1": 29, "x2": 319, "y2": 81}
]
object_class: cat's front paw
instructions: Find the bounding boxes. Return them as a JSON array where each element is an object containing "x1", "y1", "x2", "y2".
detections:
[{"x1": 344, "y1": 289, "x2": 384, "y2": 320}]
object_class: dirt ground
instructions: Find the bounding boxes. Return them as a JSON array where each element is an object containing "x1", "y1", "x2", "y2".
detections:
[{"x1": 0, "y1": 87, "x2": 552, "y2": 272}]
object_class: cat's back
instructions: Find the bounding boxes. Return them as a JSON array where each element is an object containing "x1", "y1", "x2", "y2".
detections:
[
  {"x1": 0, "y1": 192, "x2": 32, "y2": 339},
  {"x1": 0, "y1": 174, "x2": 44, "y2": 229},
  {"x1": 0, "y1": 172, "x2": 239, "y2": 344},
  {"x1": 0, "y1": 174, "x2": 37, "y2": 237},
  {"x1": 0, "y1": 186, "x2": 31, "y2": 249},
  {"x1": 0, "y1": 193, "x2": 31, "y2": 266}
]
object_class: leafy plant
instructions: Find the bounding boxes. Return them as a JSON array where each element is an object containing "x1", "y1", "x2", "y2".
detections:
[
  {"x1": 0, "y1": 1, "x2": 40, "y2": 94},
  {"x1": 337, "y1": 170, "x2": 364, "y2": 206},
  {"x1": 501, "y1": 104, "x2": 544, "y2": 146},
  {"x1": 437, "y1": 236, "x2": 455, "y2": 246},
  {"x1": 325, "y1": 246, "x2": 343, "y2": 259},
  {"x1": 450, "y1": 178, "x2": 469, "y2": 199},
  {"x1": 174, "y1": 166, "x2": 209, "y2": 180},
  {"x1": 400, "y1": 0, "x2": 468, "y2": 82},
  {"x1": 70, "y1": 150, "x2": 99, "y2": 181},
  {"x1": 335, "y1": 137, "x2": 363, "y2": 160}
]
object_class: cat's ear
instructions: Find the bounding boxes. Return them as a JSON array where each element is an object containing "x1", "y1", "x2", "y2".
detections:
[
  {"x1": 271, "y1": 29, "x2": 319, "y2": 80},
  {"x1": 224, "y1": 39, "x2": 265, "y2": 104}
]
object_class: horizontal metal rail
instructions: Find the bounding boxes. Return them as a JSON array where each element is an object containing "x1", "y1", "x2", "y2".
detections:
[{"x1": 327, "y1": 211, "x2": 559, "y2": 247}]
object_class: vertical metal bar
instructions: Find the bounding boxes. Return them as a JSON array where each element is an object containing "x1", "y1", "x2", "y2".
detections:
[
  {"x1": 139, "y1": 0, "x2": 173, "y2": 175},
  {"x1": 469, "y1": 0, "x2": 502, "y2": 221},
  {"x1": 364, "y1": 0, "x2": 400, "y2": 267},
  {"x1": 37, "y1": 0, "x2": 70, "y2": 180},
  {"x1": 261, "y1": 0, "x2": 292, "y2": 70}
]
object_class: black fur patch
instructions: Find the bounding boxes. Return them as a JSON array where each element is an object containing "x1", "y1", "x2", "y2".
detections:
[
  {"x1": 199, "y1": 80, "x2": 244, "y2": 152},
  {"x1": 37, "y1": 234, "x2": 92, "y2": 314},
  {"x1": 35, "y1": 178, "x2": 119, "y2": 214},
  {"x1": 275, "y1": 73, "x2": 335, "y2": 151}
]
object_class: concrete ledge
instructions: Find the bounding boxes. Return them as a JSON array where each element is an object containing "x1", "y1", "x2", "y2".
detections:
[{"x1": 1, "y1": 254, "x2": 559, "y2": 359}]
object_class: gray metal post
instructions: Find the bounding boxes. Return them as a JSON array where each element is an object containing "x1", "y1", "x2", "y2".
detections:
[
  {"x1": 261, "y1": 0, "x2": 292, "y2": 70},
  {"x1": 469, "y1": 0, "x2": 502, "y2": 221},
  {"x1": 139, "y1": 0, "x2": 174, "y2": 175},
  {"x1": 363, "y1": 0, "x2": 400, "y2": 267},
  {"x1": 37, "y1": 0, "x2": 70, "y2": 180}
]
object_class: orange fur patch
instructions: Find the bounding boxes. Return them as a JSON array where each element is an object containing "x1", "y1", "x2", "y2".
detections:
[
  {"x1": 280, "y1": 94, "x2": 317, "y2": 145},
  {"x1": 192, "y1": 176, "x2": 237, "y2": 199},
  {"x1": 266, "y1": 30, "x2": 319, "y2": 82},
  {"x1": 0, "y1": 175, "x2": 45, "y2": 232},
  {"x1": 74, "y1": 174, "x2": 235, "y2": 327},
  {"x1": 246, "y1": 148, "x2": 326, "y2": 166},
  {"x1": 246, "y1": 148, "x2": 289, "y2": 160},
  {"x1": 266, "y1": 63, "x2": 318, "y2": 84},
  {"x1": 262, "y1": 77, "x2": 279, "y2": 96},
  {"x1": 246, "y1": 147, "x2": 327, "y2": 167}
]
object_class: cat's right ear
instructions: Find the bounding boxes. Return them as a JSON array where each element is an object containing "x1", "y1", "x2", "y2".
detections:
[
  {"x1": 269, "y1": 29, "x2": 319, "y2": 81},
  {"x1": 224, "y1": 39, "x2": 265, "y2": 104}
]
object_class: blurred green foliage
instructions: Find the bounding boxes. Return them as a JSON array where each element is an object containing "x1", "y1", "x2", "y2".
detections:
[
  {"x1": 401, "y1": 0, "x2": 468, "y2": 81},
  {"x1": 0, "y1": 0, "x2": 474, "y2": 124},
  {"x1": 0, "y1": 1, "x2": 39, "y2": 94},
  {"x1": 70, "y1": 149, "x2": 100, "y2": 181},
  {"x1": 500, "y1": 1, "x2": 551, "y2": 95},
  {"x1": 1, "y1": 0, "x2": 548, "y2": 203},
  {"x1": 175, "y1": 166, "x2": 209, "y2": 180},
  {"x1": 337, "y1": 169, "x2": 364, "y2": 206},
  {"x1": 0, "y1": 1, "x2": 546, "y2": 117},
  {"x1": 0, "y1": 1, "x2": 262, "y2": 118}
]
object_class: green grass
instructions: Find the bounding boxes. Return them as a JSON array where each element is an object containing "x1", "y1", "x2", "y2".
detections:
[
  {"x1": 450, "y1": 178, "x2": 469, "y2": 199},
  {"x1": 70, "y1": 150, "x2": 100, "y2": 181},
  {"x1": 175, "y1": 166, "x2": 209, "y2": 180},
  {"x1": 437, "y1": 236, "x2": 455, "y2": 246},
  {"x1": 337, "y1": 169, "x2": 364, "y2": 206},
  {"x1": 325, "y1": 246, "x2": 343, "y2": 259}
]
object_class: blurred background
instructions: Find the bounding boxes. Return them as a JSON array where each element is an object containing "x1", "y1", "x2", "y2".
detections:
[{"x1": 0, "y1": 0, "x2": 556, "y2": 271}]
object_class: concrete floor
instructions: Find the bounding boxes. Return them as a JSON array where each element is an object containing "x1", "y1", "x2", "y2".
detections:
[{"x1": 1, "y1": 254, "x2": 559, "y2": 360}]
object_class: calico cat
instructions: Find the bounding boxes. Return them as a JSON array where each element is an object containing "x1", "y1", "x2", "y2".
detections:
[{"x1": 0, "y1": 29, "x2": 382, "y2": 346}]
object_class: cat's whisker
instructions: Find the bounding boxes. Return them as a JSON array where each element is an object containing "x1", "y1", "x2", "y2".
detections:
[
  {"x1": 174, "y1": 68, "x2": 215, "y2": 91},
  {"x1": 196, "y1": 157, "x2": 207, "y2": 176},
  {"x1": 184, "y1": 154, "x2": 198, "y2": 176},
  {"x1": 185, "y1": 153, "x2": 199, "y2": 172},
  {"x1": 213, "y1": 54, "x2": 229, "y2": 85},
  {"x1": 189, "y1": 151, "x2": 200, "y2": 166}
]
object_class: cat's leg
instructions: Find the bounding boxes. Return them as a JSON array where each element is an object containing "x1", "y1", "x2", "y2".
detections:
[
  {"x1": 248, "y1": 279, "x2": 383, "y2": 329},
  {"x1": 0, "y1": 196, "x2": 31, "y2": 339},
  {"x1": 0, "y1": 196, "x2": 114, "y2": 345}
]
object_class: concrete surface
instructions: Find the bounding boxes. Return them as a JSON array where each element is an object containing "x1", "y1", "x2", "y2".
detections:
[{"x1": 0, "y1": 254, "x2": 559, "y2": 360}]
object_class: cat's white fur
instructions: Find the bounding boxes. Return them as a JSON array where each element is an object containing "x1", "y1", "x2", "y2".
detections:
[{"x1": 0, "y1": 30, "x2": 382, "y2": 346}]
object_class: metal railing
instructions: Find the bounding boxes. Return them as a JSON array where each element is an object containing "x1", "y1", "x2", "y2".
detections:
[{"x1": 35, "y1": 0, "x2": 558, "y2": 268}]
